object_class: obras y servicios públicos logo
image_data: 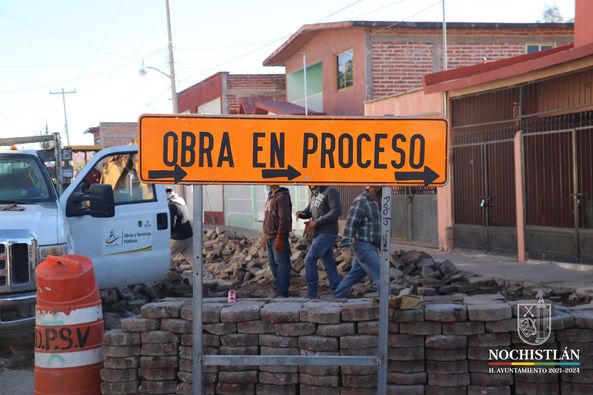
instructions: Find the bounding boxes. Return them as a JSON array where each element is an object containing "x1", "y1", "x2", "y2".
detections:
[{"x1": 488, "y1": 296, "x2": 580, "y2": 375}]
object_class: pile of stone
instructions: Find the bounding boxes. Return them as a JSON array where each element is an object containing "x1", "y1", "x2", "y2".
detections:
[{"x1": 101, "y1": 296, "x2": 593, "y2": 395}]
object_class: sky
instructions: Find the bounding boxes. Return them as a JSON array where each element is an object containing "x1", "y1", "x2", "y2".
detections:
[{"x1": 0, "y1": 0, "x2": 576, "y2": 146}]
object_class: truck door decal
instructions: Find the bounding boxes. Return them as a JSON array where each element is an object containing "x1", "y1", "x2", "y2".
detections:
[{"x1": 102, "y1": 218, "x2": 152, "y2": 255}]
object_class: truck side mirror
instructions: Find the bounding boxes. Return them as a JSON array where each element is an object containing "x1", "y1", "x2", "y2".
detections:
[
  {"x1": 88, "y1": 184, "x2": 115, "y2": 218},
  {"x1": 66, "y1": 183, "x2": 115, "y2": 217}
]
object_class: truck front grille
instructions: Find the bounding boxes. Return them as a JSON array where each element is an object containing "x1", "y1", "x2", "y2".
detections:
[
  {"x1": 0, "y1": 238, "x2": 35, "y2": 291},
  {"x1": 11, "y1": 244, "x2": 29, "y2": 284}
]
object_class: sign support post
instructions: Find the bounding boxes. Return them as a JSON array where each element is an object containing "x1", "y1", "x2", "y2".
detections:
[
  {"x1": 192, "y1": 185, "x2": 203, "y2": 395},
  {"x1": 378, "y1": 186, "x2": 392, "y2": 394}
]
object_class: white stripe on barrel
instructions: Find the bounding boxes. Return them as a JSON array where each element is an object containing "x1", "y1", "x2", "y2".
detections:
[
  {"x1": 36, "y1": 305, "x2": 103, "y2": 326},
  {"x1": 35, "y1": 348, "x2": 103, "y2": 369}
]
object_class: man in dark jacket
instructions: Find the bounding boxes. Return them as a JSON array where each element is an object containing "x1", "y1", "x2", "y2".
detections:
[
  {"x1": 296, "y1": 186, "x2": 342, "y2": 298},
  {"x1": 167, "y1": 187, "x2": 193, "y2": 265},
  {"x1": 263, "y1": 185, "x2": 292, "y2": 297}
]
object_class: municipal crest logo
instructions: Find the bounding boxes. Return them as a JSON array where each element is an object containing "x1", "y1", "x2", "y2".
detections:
[{"x1": 517, "y1": 297, "x2": 552, "y2": 346}]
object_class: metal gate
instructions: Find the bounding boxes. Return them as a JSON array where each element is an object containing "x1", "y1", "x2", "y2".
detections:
[
  {"x1": 453, "y1": 140, "x2": 517, "y2": 253},
  {"x1": 392, "y1": 187, "x2": 438, "y2": 247},
  {"x1": 523, "y1": 126, "x2": 593, "y2": 261}
]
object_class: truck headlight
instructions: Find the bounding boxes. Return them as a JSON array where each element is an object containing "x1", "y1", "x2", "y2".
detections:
[{"x1": 38, "y1": 243, "x2": 67, "y2": 261}]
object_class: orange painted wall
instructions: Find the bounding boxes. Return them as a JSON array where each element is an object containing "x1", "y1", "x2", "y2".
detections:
[
  {"x1": 284, "y1": 27, "x2": 367, "y2": 115},
  {"x1": 364, "y1": 90, "x2": 443, "y2": 117}
]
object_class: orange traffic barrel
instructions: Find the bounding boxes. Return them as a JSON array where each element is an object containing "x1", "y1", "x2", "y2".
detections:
[{"x1": 34, "y1": 255, "x2": 103, "y2": 395}]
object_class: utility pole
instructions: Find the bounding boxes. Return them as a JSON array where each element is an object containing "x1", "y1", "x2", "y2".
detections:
[
  {"x1": 166, "y1": 0, "x2": 178, "y2": 113},
  {"x1": 50, "y1": 88, "x2": 76, "y2": 146}
]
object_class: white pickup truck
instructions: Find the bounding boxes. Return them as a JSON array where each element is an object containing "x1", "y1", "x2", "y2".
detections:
[{"x1": 0, "y1": 145, "x2": 170, "y2": 336}]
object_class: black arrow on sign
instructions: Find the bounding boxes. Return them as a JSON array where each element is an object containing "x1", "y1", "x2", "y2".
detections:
[
  {"x1": 394, "y1": 166, "x2": 439, "y2": 186},
  {"x1": 261, "y1": 165, "x2": 301, "y2": 181},
  {"x1": 148, "y1": 164, "x2": 188, "y2": 183}
]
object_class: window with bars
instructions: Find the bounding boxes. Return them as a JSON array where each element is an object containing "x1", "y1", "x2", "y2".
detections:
[{"x1": 337, "y1": 49, "x2": 353, "y2": 90}]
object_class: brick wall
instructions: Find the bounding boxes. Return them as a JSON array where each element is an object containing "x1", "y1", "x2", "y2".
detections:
[
  {"x1": 101, "y1": 297, "x2": 592, "y2": 395},
  {"x1": 225, "y1": 75, "x2": 286, "y2": 114},
  {"x1": 370, "y1": 27, "x2": 572, "y2": 99}
]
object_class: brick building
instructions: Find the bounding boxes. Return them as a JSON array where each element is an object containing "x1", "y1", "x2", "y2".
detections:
[
  {"x1": 84, "y1": 122, "x2": 137, "y2": 146},
  {"x1": 263, "y1": 21, "x2": 573, "y2": 229},
  {"x1": 178, "y1": 72, "x2": 286, "y2": 114}
]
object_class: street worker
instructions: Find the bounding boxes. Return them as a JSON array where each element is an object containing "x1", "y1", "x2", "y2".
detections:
[
  {"x1": 333, "y1": 185, "x2": 382, "y2": 298},
  {"x1": 296, "y1": 185, "x2": 342, "y2": 298},
  {"x1": 167, "y1": 187, "x2": 194, "y2": 265},
  {"x1": 263, "y1": 184, "x2": 293, "y2": 298}
]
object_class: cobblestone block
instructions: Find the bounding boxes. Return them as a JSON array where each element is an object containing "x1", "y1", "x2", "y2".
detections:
[
  {"x1": 219, "y1": 345, "x2": 258, "y2": 355},
  {"x1": 428, "y1": 372, "x2": 470, "y2": 386},
  {"x1": 101, "y1": 368, "x2": 137, "y2": 382},
  {"x1": 357, "y1": 320, "x2": 379, "y2": 334},
  {"x1": 468, "y1": 333, "x2": 510, "y2": 347},
  {"x1": 237, "y1": 320, "x2": 275, "y2": 334},
  {"x1": 573, "y1": 310, "x2": 593, "y2": 329},
  {"x1": 299, "y1": 385, "x2": 340, "y2": 395},
  {"x1": 100, "y1": 381, "x2": 138, "y2": 395},
  {"x1": 300, "y1": 302, "x2": 342, "y2": 324},
  {"x1": 388, "y1": 359, "x2": 425, "y2": 373},
  {"x1": 220, "y1": 302, "x2": 264, "y2": 322},
  {"x1": 141, "y1": 300, "x2": 186, "y2": 319},
  {"x1": 274, "y1": 322, "x2": 316, "y2": 336},
  {"x1": 425, "y1": 335, "x2": 467, "y2": 349},
  {"x1": 387, "y1": 384, "x2": 424, "y2": 395},
  {"x1": 218, "y1": 370, "x2": 258, "y2": 384},
  {"x1": 299, "y1": 335, "x2": 339, "y2": 352},
  {"x1": 103, "y1": 345, "x2": 140, "y2": 358},
  {"x1": 392, "y1": 309, "x2": 424, "y2": 322},
  {"x1": 103, "y1": 356, "x2": 139, "y2": 370},
  {"x1": 399, "y1": 321, "x2": 442, "y2": 335},
  {"x1": 557, "y1": 328, "x2": 593, "y2": 342},
  {"x1": 255, "y1": 384, "x2": 298, "y2": 395},
  {"x1": 442, "y1": 321, "x2": 485, "y2": 335},
  {"x1": 141, "y1": 331, "x2": 178, "y2": 344},
  {"x1": 161, "y1": 318, "x2": 192, "y2": 333},
  {"x1": 261, "y1": 302, "x2": 303, "y2": 323},
  {"x1": 425, "y1": 347, "x2": 466, "y2": 361},
  {"x1": 468, "y1": 386, "x2": 510, "y2": 395},
  {"x1": 341, "y1": 302, "x2": 379, "y2": 321},
  {"x1": 389, "y1": 334, "x2": 424, "y2": 347},
  {"x1": 467, "y1": 304, "x2": 512, "y2": 322},
  {"x1": 138, "y1": 380, "x2": 176, "y2": 394},
  {"x1": 426, "y1": 359, "x2": 468, "y2": 373},
  {"x1": 140, "y1": 355, "x2": 178, "y2": 369},
  {"x1": 425, "y1": 385, "x2": 468, "y2": 395},
  {"x1": 424, "y1": 304, "x2": 467, "y2": 322},
  {"x1": 316, "y1": 323, "x2": 355, "y2": 337},
  {"x1": 300, "y1": 373, "x2": 339, "y2": 386},
  {"x1": 215, "y1": 382, "x2": 255, "y2": 394},
  {"x1": 387, "y1": 371, "x2": 426, "y2": 385},
  {"x1": 340, "y1": 334, "x2": 378, "y2": 349},
  {"x1": 220, "y1": 333, "x2": 258, "y2": 347},
  {"x1": 259, "y1": 371, "x2": 299, "y2": 385},
  {"x1": 203, "y1": 322, "x2": 237, "y2": 336},
  {"x1": 484, "y1": 319, "x2": 515, "y2": 333},
  {"x1": 388, "y1": 346, "x2": 424, "y2": 361},
  {"x1": 140, "y1": 343, "x2": 177, "y2": 356},
  {"x1": 259, "y1": 334, "x2": 297, "y2": 348},
  {"x1": 341, "y1": 374, "x2": 377, "y2": 388},
  {"x1": 138, "y1": 367, "x2": 177, "y2": 380},
  {"x1": 120, "y1": 317, "x2": 159, "y2": 332},
  {"x1": 104, "y1": 329, "x2": 141, "y2": 346},
  {"x1": 471, "y1": 372, "x2": 513, "y2": 386}
]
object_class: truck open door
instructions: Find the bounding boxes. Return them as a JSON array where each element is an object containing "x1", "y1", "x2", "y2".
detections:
[{"x1": 59, "y1": 146, "x2": 170, "y2": 289}]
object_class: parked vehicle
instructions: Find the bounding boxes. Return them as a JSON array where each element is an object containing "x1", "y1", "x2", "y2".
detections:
[{"x1": 0, "y1": 144, "x2": 170, "y2": 336}]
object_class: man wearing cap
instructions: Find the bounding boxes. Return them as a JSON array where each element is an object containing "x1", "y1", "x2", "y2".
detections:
[
  {"x1": 333, "y1": 185, "x2": 382, "y2": 298},
  {"x1": 167, "y1": 187, "x2": 194, "y2": 265}
]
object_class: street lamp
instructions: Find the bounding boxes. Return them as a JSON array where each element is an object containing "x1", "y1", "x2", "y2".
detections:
[{"x1": 139, "y1": 0, "x2": 178, "y2": 113}]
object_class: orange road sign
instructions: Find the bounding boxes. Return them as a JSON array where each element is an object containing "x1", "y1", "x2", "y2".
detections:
[{"x1": 138, "y1": 114, "x2": 448, "y2": 186}]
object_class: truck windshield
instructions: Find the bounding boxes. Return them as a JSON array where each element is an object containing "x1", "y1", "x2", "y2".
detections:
[{"x1": 0, "y1": 156, "x2": 52, "y2": 203}]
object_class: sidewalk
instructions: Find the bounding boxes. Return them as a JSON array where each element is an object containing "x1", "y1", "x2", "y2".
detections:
[{"x1": 391, "y1": 242, "x2": 593, "y2": 296}]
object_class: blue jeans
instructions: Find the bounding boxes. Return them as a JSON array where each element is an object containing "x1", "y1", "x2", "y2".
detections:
[
  {"x1": 266, "y1": 236, "x2": 291, "y2": 296},
  {"x1": 305, "y1": 233, "x2": 341, "y2": 297},
  {"x1": 333, "y1": 241, "x2": 380, "y2": 299}
]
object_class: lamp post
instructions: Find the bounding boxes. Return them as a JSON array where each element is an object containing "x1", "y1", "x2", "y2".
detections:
[{"x1": 139, "y1": 0, "x2": 178, "y2": 113}]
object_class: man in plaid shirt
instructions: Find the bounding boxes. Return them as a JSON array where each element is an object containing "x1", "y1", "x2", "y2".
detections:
[{"x1": 333, "y1": 185, "x2": 382, "y2": 298}]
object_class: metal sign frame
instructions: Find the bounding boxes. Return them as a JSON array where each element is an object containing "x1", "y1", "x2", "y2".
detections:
[{"x1": 191, "y1": 186, "x2": 392, "y2": 394}]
